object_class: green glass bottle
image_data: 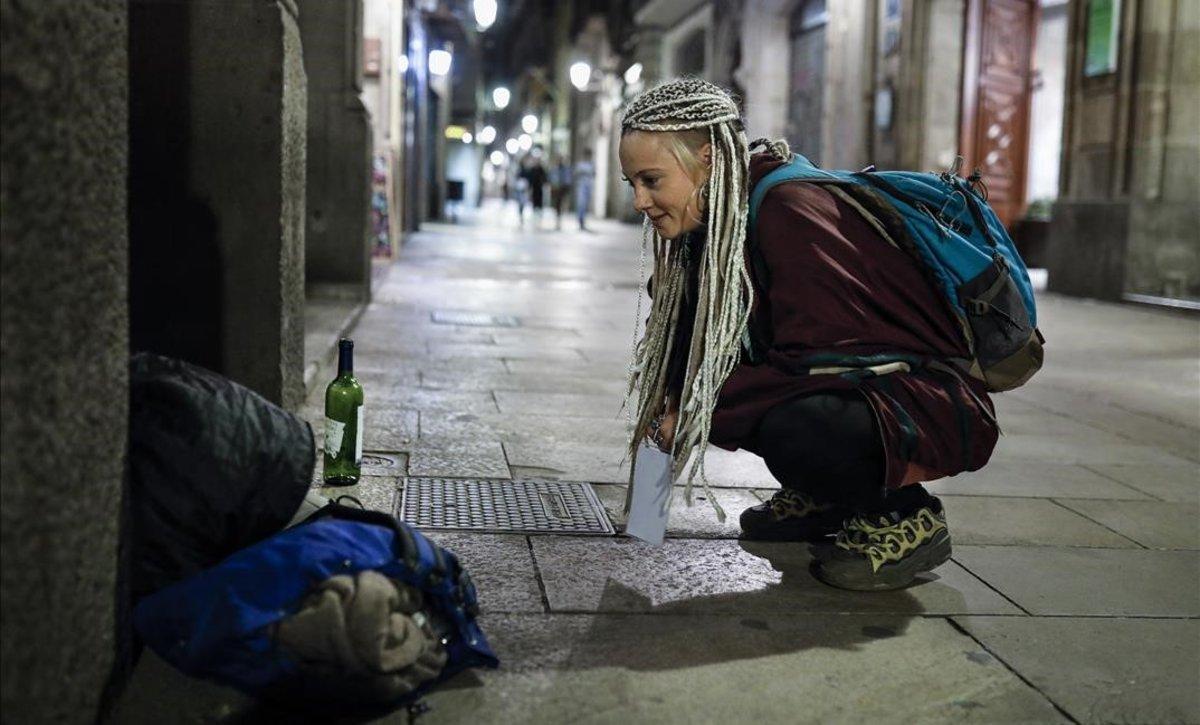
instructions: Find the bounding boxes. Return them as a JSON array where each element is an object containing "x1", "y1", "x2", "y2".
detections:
[{"x1": 323, "y1": 338, "x2": 364, "y2": 486}]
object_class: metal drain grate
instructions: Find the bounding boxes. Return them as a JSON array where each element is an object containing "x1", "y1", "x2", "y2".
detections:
[
  {"x1": 431, "y1": 310, "x2": 520, "y2": 327},
  {"x1": 399, "y1": 478, "x2": 614, "y2": 535}
]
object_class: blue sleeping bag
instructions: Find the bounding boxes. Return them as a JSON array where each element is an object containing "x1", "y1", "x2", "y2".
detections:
[{"x1": 133, "y1": 504, "x2": 498, "y2": 703}]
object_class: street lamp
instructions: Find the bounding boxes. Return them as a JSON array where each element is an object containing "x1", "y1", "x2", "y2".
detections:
[
  {"x1": 473, "y1": 0, "x2": 497, "y2": 30},
  {"x1": 462, "y1": 132, "x2": 473, "y2": 144},
  {"x1": 397, "y1": 54, "x2": 410, "y2": 74},
  {"x1": 490, "y1": 150, "x2": 506, "y2": 166},
  {"x1": 569, "y1": 61, "x2": 591, "y2": 91},
  {"x1": 521, "y1": 114, "x2": 538, "y2": 134},
  {"x1": 518, "y1": 134, "x2": 532, "y2": 151},
  {"x1": 492, "y1": 87, "x2": 510, "y2": 109},
  {"x1": 478, "y1": 125, "x2": 497, "y2": 144},
  {"x1": 624, "y1": 62, "x2": 642, "y2": 85},
  {"x1": 428, "y1": 49, "x2": 452, "y2": 76},
  {"x1": 505, "y1": 138, "x2": 519, "y2": 154}
]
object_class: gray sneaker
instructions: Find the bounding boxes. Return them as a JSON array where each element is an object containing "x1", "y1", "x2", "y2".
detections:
[{"x1": 813, "y1": 498, "x2": 951, "y2": 591}]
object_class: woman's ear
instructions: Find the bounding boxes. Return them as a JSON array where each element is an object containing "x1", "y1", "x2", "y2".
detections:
[{"x1": 700, "y1": 142, "x2": 712, "y2": 168}]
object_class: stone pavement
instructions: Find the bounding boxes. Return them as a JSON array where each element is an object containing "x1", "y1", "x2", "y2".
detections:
[{"x1": 114, "y1": 202, "x2": 1199, "y2": 724}]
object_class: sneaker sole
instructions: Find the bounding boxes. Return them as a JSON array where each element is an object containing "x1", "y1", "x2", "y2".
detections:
[{"x1": 813, "y1": 530, "x2": 953, "y2": 591}]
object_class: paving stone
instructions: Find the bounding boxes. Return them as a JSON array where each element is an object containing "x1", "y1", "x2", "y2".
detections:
[
  {"x1": 1082, "y1": 462, "x2": 1200, "y2": 503},
  {"x1": 362, "y1": 407, "x2": 419, "y2": 451},
  {"x1": 369, "y1": 387, "x2": 499, "y2": 414},
  {"x1": 421, "y1": 533, "x2": 544, "y2": 614},
  {"x1": 428, "y1": 342, "x2": 586, "y2": 362},
  {"x1": 419, "y1": 369, "x2": 627, "y2": 396},
  {"x1": 952, "y1": 545, "x2": 1200, "y2": 616},
  {"x1": 505, "y1": 358, "x2": 628, "y2": 378},
  {"x1": 700, "y1": 447, "x2": 776, "y2": 488},
  {"x1": 420, "y1": 614, "x2": 1065, "y2": 724},
  {"x1": 311, "y1": 474, "x2": 400, "y2": 514},
  {"x1": 1056, "y1": 498, "x2": 1200, "y2": 549},
  {"x1": 503, "y1": 440, "x2": 629, "y2": 484},
  {"x1": 592, "y1": 484, "x2": 761, "y2": 538},
  {"x1": 494, "y1": 391, "x2": 624, "y2": 419},
  {"x1": 940, "y1": 496, "x2": 1138, "y2": 548},
  {"x1": 988, "y1": 436, "x2": 1196, "y2": 467},
  {"x1": 932, "y1": 461, "x2": 1151, "y2": 500},
  {"x1": 532, "y1": 537, "x2": 1021, "y2": 615},
  {"x1": 311, "y1": 452, "x2": 408, "y2": 482},
  {"x1": 954, "y1": 616, "x2": 1200, "y2": 724},
  {"x1": 408, "y1": 439, "x2": 510, "y2": 479}
]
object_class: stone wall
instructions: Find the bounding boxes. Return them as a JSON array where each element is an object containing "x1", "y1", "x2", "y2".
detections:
[{"x1": 0, "y1": 1, "x2": 130, "y2": 721}]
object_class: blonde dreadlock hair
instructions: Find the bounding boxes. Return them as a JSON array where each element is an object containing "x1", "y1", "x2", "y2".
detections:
[{"x1": 621, "y1": 78, "x2": 791, "y2": 522}]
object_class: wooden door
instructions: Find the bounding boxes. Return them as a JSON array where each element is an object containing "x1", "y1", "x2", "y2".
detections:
[{"x1": 959, "y1": 0, "x2": 1037, "y2": 228}]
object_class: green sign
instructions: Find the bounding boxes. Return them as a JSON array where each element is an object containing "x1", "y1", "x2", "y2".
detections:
[{"x1": 1084, "y1": 0, "x2": 1121, "y2": 77}]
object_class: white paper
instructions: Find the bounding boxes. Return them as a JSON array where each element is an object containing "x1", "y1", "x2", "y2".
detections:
[
  {"x1": 324, "y1": 417, "x2": 345, "y2": 454},
  {"x1": 625, "y1": 442, "x2": 673, "y2": 546}
]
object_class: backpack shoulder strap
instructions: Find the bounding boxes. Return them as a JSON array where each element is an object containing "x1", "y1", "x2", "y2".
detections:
[{"x1": 747, "y1": 154, "x2": 840, "y2": 235}]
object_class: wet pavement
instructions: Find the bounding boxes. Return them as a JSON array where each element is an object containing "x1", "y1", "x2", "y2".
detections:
[{"x1": 115, "y1": 202, "x2": 1199, "y2": 724}]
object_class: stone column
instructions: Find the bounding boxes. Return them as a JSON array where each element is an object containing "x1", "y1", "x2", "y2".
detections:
[
  {"x1": 188, "y1": 0, "x2": 308, "y2": 408},
  {"x1": 1, "y1": 1, "x2": 129, "y2": 721},
  {"x1": 129, "y1": 0, "x2": 308, "y2": 409},
  {"x1": 299, "y1": 0, "x2": 372, "y2": 299},
  {"x1": 1049, "y1": 0, "x2": 1199, "y2": 301}
]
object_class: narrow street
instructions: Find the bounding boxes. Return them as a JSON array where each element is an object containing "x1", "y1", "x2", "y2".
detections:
[{"x1": 115, "y1": 202, "x2": 1199, "y2": 724}]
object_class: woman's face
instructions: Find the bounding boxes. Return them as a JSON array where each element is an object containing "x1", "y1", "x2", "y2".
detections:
[{"x1": 619, "y1": 131, "x2": 710, "y2": 240}]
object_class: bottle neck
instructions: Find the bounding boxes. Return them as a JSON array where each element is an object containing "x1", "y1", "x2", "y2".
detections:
[{"x1": 337, "y1": 345, "x2": 354, "y2": 377}]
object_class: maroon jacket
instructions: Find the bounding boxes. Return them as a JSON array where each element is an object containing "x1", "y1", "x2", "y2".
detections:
[{"x1": 708, "y1": 154, "x2": 999, "y2": 489}]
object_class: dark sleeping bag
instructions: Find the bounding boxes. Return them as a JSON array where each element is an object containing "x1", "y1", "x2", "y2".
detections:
[{"x1": 128, "y1": 352, "x2": 314, "y2": 600}]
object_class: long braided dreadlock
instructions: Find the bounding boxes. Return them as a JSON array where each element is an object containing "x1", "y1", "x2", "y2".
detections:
[{"x1": 621, "y1": 78, "x2": 790, "y2": 522}]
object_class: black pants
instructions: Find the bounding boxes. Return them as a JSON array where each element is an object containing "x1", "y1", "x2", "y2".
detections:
[{"x1": 754, "y1": 390, "x2": 932, "y2": 516}]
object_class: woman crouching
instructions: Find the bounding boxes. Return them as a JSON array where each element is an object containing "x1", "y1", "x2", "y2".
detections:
[{"x1": 619, "y1": 78, "x2": 999, "y2": 591}]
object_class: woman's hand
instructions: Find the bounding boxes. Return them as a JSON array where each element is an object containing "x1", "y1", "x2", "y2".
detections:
[{"x1": 646, "y1": 406, "x2": 679, "y2": 452}]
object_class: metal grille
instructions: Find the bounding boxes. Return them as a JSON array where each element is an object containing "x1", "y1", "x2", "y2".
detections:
[
  {"x1": 431, "y1": 310, "x2": 520, "y2": 327},
  {"x1": 399, "y1": 478, "x2": 614, "y2": 535}
]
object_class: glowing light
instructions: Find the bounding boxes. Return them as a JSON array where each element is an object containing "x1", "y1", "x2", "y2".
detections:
[
  {"x1": 624, "y1": 62, "x2": 642, "y2": 85},
  {"x1": 397, "y1": 55, "x2": 410, "y2": 73},
  {"x1": 492, "y1": 87, "x2": 510, "y2": 109},
  {"x1": 473, "y1": 0, "x2": 497, "y2": 29},
  {"x1": 505, "y1": 138, "x2": 520, "y2": 154},
  {"x1": 462, "y1": 132, "x2": 473, "y2": 144},
  {"x1": 521, "y1": 114, "x2": 538, "y2": 134},
  {"x1": 570, "y1": 61, "x2": 591, "y2": 91},
  {"x1": 428, "y1": 49, "x2": 452, "y2": 76},
  {"x1": 518, "y1": 134, "x2": 532, "y2": 151},
  {"x1": 478, "y1": 125, "x2": 497, "y2": 144},
  {"x1": 490, "y1": 150, "x2": 506, "y2": 165},
  {"x1": 443, "y1": 125, "x2": 467, "y2": 140}
]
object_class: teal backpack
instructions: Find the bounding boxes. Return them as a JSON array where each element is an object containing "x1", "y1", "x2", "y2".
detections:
[{"x1": 746, "y1": 154, "x2": 1044, "y2": 392}]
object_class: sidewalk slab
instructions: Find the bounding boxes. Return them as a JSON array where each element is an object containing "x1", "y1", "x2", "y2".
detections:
[
  {"x1": 593, "y1": 483, "x2": 761, "y2": 539},
  {"x1": 1082, "y1": 462, "x2": 1200, "y2": 503},
  {"x1": 419, "y1": 614, "x2": 1065, "y2": 724},
  {"x1": 422, "y1": 412, "x2": 631, "y2": 446},
  {"x1": 532, "y1": 537, "x2": 1021, "y2": 615},
  {"x1": 1055, "y1": 498, "x2": 1199, "y2": 549},
  {"x1": 422, "y1": 533, "x2": 545, "y2": 614},
  {"x1": 932, "y1": 461, "x2": 1151, "y2": 500},
  {"x1": 941, "y1": 495, "x2": 1138, "y2": 548},
  {"x1": 494, "y1": 391, "x2": 625, "y2": 419},
  {"x1": 954, "y1": 616, "x2": 1200, "y2": 725},
  {"x1": 952, "y1": 545, "x2": 1200, "y2": 616},
  {"x1": 700, "y1": 447, "x2": 776, "y2": 489},
  {"x1": 407, "y1": 439, "x2": 510, "y2": 479},
  {"x1": 314, "y1": 474, "x2": 400, "y2": 514},
  {"x1": 503, "y1": 440, "x2": 629, "y2": 483}
]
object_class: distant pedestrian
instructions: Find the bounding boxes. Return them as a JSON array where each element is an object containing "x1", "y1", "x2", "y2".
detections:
[
  {"x1": 513, "y1": 160, "x2": 529, "y2": 223},
  {"x1": 520, "y1": 156, "x2": 548, "y2": 226},
  {"x1": 549, "y1": 155, "x2": 572, "y2": 230},
  {"x1": 573, "y1": 150, "x2": 595, "y2": 231},
  {"x1": 619, "y1": 78, "x2": 1012, "y2": 592}
]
